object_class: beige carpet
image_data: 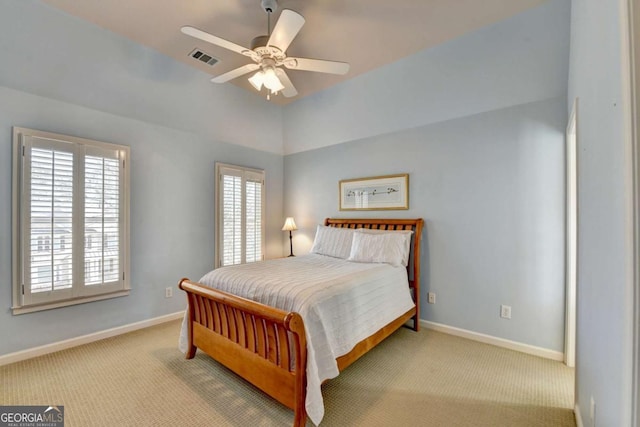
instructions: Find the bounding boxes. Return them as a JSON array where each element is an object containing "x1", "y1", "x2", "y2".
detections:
[{"x1": 0, "y1": 320, "x2": 575, "y2": 426}]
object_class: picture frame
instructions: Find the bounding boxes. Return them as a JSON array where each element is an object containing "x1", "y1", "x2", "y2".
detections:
[{"x1": 339, "y1": 174, "x2": 409, "y2": 211}]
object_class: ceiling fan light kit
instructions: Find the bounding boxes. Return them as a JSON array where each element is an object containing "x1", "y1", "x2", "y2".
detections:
[
  {"x1": 249, "y1": 64, "x2": 285, "y2": 93},
  {"x1": 181, "y1": 0, "x2": 349, "y2": 99}
]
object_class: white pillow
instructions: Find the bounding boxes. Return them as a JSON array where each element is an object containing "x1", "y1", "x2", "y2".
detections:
[
  {"x1": 309, "y1": 225, "x2": 355, "y2": 259},
  {"x1": 347, "y1": 231, "x2": 411, "y2": 267},
  {"x1": 356, "y1": 228, "x2": 413, "y2": 267}
]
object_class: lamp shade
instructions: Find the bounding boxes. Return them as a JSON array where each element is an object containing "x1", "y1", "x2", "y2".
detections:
[
  {"x1": 248, "y1": 71, "x2": 264, "y2": 91},
  {"x1": 263, "y1": 67, "x2": 285, "y2": 92},
  {"x1": 282, "y1": 217, "x2": 297, "y2": 231}
]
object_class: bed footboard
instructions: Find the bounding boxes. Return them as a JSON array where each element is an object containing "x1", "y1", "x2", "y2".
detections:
[{"x1": 178, "y1": 278, "x2": 308, "y2": 427}]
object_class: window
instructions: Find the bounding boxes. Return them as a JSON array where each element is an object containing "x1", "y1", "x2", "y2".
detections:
[
  {"x1": 12, "y1": 127, "x2": 130, "y2": 314},
  {"x1": 215, "y1": 163, "x2": 265, "y2": 268}
]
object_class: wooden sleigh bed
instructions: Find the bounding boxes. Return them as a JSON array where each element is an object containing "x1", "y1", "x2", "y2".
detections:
[{"x1": 178, "y1": 218, "x2": 424, "y2": 426}]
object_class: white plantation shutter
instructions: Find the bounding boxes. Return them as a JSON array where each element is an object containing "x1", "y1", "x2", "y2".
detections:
[
  {"x1": 222, "y1": 172, "x2": 242, "y2": 266},
  {"x1": 13, "y1": 128, "x2": 130, "y2": 312},
  {"x1": 25, "y1": 139, "x2": 75, "y2": 305},
  {"x1": 245, "y1": 173, "x2": 262, "y2": 263},
  {"x1": 83, "y1": 148, "x2": 122, "y2": 290},
  {"x1": 217, "y1": 164, "x2": 265, "y2": 267}
]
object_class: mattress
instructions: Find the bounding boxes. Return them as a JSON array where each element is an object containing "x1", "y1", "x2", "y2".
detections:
[{"x1": 178, "y1": 253, "x2": 414, "y2": 425}]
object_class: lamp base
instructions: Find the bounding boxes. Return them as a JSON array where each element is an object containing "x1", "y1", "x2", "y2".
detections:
[{"x1": 287, "y1": 230, "x2": 295, "y2": 257}]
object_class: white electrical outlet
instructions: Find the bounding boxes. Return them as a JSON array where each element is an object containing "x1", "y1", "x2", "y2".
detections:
[
  {"x1": 500, "y1": 305, "x2": 511, "y2": 319},
  {"x1": 165, "y1": 287, "x2": 173, "y2": 298},
  {"x1": 428, "y1": 292, "x2": 436, "y2": 304}
]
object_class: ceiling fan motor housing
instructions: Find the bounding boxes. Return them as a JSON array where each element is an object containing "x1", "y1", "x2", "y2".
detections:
[
  {"x1": 250, "y1": 35, "x2": 286, "y2": 62},
  {"x1": 251, "y1": 35, "x2": 269, "y2": 50}
]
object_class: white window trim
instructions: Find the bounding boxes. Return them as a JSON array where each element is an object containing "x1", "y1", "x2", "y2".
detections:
[
  {"x1": 11, "y1": 127, "x2": 131, "y2": 315},
  {"x1": 214, "y1": 162, "x2": 265, "y2": 268}
]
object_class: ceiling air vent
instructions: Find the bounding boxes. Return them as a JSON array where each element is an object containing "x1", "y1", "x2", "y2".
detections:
[{"x1": 189, "y1": 48, "x2": 219, "y2": 67}]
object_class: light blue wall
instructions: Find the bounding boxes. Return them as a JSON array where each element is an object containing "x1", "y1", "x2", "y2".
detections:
[
  {"x1": 283, "y1": 0, "x2": 570, "y2": 352},
  {"x1": 0, "y1": 1, "x2": 284, "y2": 355},
  {"x1": 284, "y1": 97, "x2": 567, "y2": 351},
  {"x1": 283, "y1": 0, "x2": 570, "y2": 154},
  {"x1": 568, "y1": 0, "x2": 634, "y2": 425}
]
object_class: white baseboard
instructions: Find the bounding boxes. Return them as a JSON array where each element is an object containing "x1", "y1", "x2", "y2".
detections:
[
  {"x1": 1, "y1": 314, "x2": 563, "y2": 366},
  {"x1": 421, "y1": 320, "x2": 564, "y2": 361},
  {"x1": 575, "y1": 403, "x2": 584, "y2": 427},
  {"x1": 0, "y1": 311, "x2": 185, "y2": 367}
]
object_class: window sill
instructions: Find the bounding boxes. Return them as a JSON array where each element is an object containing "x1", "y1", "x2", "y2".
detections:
[{"x1": 12, "y1": 290, "x2": 130, "y2": 315}]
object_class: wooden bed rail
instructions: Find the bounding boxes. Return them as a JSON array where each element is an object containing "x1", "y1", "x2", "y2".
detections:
[{"x1": 178, "y1": 278, "x2": 308, "y2": 426}]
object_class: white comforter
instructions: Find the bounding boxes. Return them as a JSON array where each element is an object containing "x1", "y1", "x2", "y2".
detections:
[{"x1": 178, "y1": 254, "x2": 414, "y2": 425}]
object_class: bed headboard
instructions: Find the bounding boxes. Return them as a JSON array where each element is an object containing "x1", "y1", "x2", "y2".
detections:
[{"x1": 324, "y1": 218, "x2": 424, "y2": 307}]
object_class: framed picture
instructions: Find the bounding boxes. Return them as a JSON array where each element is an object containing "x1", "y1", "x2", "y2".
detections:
[{"x1": 339, "y1": 174, "x2": 409, "y2": 210}]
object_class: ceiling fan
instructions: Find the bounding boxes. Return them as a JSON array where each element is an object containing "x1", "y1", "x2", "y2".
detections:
[{"x1": 181, "y1": 0, "x2": 350, "y2": 99}]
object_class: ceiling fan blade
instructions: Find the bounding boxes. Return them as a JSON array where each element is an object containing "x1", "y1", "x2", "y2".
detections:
[
  {"x1": 211, "y1": 63, "x2": 260, "y2": 83},
  {"x1": 284, "y1": 57, "x2": 350, "y2": 75},
  {"x1": 267, "y1": 9, "x2": 305, "y2": 53},
  {"x1": 275, "y1": 68, "x2": 298, "y2": 98},
  {"x1": 181, "y1": 26, "x2": 251, "y2": 56}
]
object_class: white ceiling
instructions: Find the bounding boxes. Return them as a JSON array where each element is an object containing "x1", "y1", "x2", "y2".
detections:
[{"x1": 42, "y1": 0, "x2": 548, "y2": 105}]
